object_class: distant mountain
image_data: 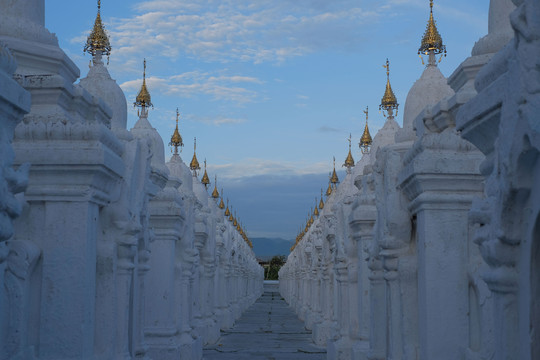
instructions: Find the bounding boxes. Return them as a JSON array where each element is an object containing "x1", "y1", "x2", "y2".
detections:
[{"x1": 251, "y1": 237, "x2": 293, "y2": 260}]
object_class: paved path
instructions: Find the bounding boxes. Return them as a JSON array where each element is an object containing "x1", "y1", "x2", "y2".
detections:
[{"x1": 203, "y1": 282, "x2": 326, "y2": 360}]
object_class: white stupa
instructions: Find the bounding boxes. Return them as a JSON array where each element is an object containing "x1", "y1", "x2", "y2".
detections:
[{"x1": 79, "y1": 0, "x2": 128, "y2": 136}]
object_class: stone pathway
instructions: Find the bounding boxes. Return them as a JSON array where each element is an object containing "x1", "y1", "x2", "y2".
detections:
[{"x1": 203, "y1": 281, "x2": 326, "y2": 360}]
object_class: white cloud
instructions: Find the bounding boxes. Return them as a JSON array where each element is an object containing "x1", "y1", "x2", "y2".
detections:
[
  {"x1": 207, "y1": 158, "x2": 331, "y2": 180},
  {"x1": 119, "y1": 70, "x2": 262, "y2": 104}
]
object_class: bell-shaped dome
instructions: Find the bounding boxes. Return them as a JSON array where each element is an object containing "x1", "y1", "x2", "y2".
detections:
[
  {"x1": 131, "y1": 112, "x2": 168, "y2": 176},
  {"x1": 400, "y1": 64, "x2": 454, "y2": 140},
  {"x1": 80, "y1": 55, "x2": 128, "y2": 131},
  {"x1": 369, "y1": 117, "x2": 400, "y2": 164},
  {"x1": 167, "y1": 153, "x2": 193, "y2": 193}
]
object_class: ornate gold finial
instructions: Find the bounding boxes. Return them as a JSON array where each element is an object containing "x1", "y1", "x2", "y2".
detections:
[
  {"x1": 219, "y1": 189, "x2": 225, "y2": 209},
  {"x1": 169, "y1": 108, "x2": 184, "y2": 155},
  {"x1": 212, "y1": 175, "x2": 220, "y2": 198},
  {"x1": 134, "y1": 59, "x2": 153, "y2": 110},
  {"x1": 379, "y1": 59, "x2": 399, "y2": 117},
  {"x1": 233, "y1": 212, "x2": 238, "y2": 227},
  {"x1": 225, "y1": 199, "x2": 231, "y2": 216},
  {"x1": 330, "y1": 157, "x2": 339, "y2": 186},
  {"x1": 343, "y1": 134, "x2": 355, "y2": 169},
  {"x1": 418, "y1": 0, "x2": 446, "y2": 64},
  {"x1": 84, "y1": 0, "x2": 112, "y2": 64},
  {"x1": 360, "y1": 106, "x2": 373, "y2": 154},
  {"x1": 189, "y1": 137, "x2": 200, "y2": 173},
  {"x1": 319, "y1": 189, "x2": 325, "y2": 210},
  {"x1": 326, "y1": 181, "x2": 333, "y2": 197},
  {"x1": 201, "y1": 159, "x2": 210, "y2": 188},
  {"x1": 314, "y1": 198, "x2": 320, "y2": 216},
  {"x1": 229, "y1": 206, "x2": 234, "y2": 222}
]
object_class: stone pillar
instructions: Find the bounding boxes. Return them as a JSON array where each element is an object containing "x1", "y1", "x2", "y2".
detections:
[{"x1": 145, "y1": 177, "x2": 185, "y2": 359}]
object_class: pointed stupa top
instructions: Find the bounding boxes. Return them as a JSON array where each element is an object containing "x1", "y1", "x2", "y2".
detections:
[
  {"x1": 319, "y1": 189, "x2": 325, "y2": 209},
  {"x1": 326, "y1": 181, "x2": 333, "y2": 197},
  {"x1": 134, "y1": 59, "x2": 153, "y2": 109},
  {"x1": 314, "y1": 198, "x2": 320, "y2": 216},
  {"x1": 343, "y1": 134, "x2": 355, "y2": 168},
  {"x1": 84, "y1": 0, "x2": 111, "y2": 61},
  {"x1": 219, "y1": 190, "x2": 225, "y2": 209},
  {"x1": 330, "y1": 157, "x2": 339, "y2": 185},
  {"x1": 360, "y1": 106, "x2": 373, "y2": 154},
  {"x1": 190, "y1": 137, "x2": 201, "y2": 172},
  {"x1": 418, "y1": 0, "x2": 446, "y2": 57},
  {"x1": 212, "y1": 175, "x2": 220, "y2": 198},
  {"x1": 169, "y1": 108, "x2": 184, "y2": 155},
  {"x1": 379, "y1": 59, "x2": 399, "y2": 115},
  {"x1": 225, "y1": 199, "x2": 231, "y2": 216},
  {"x1": 201, "y1": 159, "x2": 210, "y2": 187}
]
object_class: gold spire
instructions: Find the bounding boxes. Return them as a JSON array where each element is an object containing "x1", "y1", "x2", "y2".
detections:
[
  {"x1": 360, "y1": 106, "x2": 373, "y2": 154},
  {"x1": 233, "y1": 212, "x2": 238, "y2": 227},
  {"x1": 201, "y1": 159, "x2": 210, "y2": 187},
  {"x1": 229, "y1": 206, "x2": 234, "y2": 221},
  {"x1": 190, "y1": 137, "x2": 201, "y2": 173},
  {"x1": 379, "y1": 59, "x2": 399, "y2": 116},
  {"x1": 319, "y1": 189, "x2": 325, "y2": 210},
  {"x1": 212, "y1": 175, "x2": 220, "y2": 198},
  {"x1": 343, "y1": 134, "x2": 355, "y2": 168},
  {"x1": 326, "y1": 182, "x2": 333, "y2": 197},
  {"x1": 219, "y1": 189, "x2": 225, "y2": 209},
  {"x1": 418, "y1": 0, "x2": 446, "y2": 60},
  {"x1": 169, "y1": 108, "x2": 184, "y2": 155},
  {"x1": 134, "y1": 59, "x2": 153, "y2": 109},
  {"x1": 225, "y1": 199, "x2": 230, "y2": 216},
  {"x1": 330, "y1": 157, "x2": 339, "y2": 185},
  {"x1": 84, "y1": 0, "x2": 112, "y2": 63},
  {"x1": 314, "y1": 198, "x2": 319, "y2": 216}
]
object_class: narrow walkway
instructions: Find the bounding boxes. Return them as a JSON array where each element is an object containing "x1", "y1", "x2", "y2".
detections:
[{"x1": 203, "y1": 281, "x2": 326, "y2": 360}]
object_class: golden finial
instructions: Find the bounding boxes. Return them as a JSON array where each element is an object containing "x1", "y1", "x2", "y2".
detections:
[
  {"x1": 134, "y1": 59, "x2": 153, "y2": 110},
  {"x1": 343, "y1": 133, "x2": 355, "y2": 169},
  {"x1": 418, "y1": 0, "x2": 446, "y2": 64},
  {"x1": 212, "y1": 175, "x2": 220, "y2": 198},
  {"x1": 326, "y1": 182, "x2": 333, "y2": 197},
  {"x1": 233, "y1": 212, "x2": 238, "y2": 227},
  {"x1": 330, "y1": 156, "x2": 339, "y2": 185},
  {"x1": 314, "y1": 198, "x2": 320, "y2": 216},
  {"x1": 360, "y1": 106, "x2": 373, "y2": 154},
  {"x1": 201, "y1": 159, "x2": 210, "y2": 188},
  {"x1": 225, "y1": 199, "x2": 231, "y2": 216},
  {"x1": 379, "y1": 59, "x2": 399, "y2": 117},
  {"x1": 169, "y1": 108, "x2": 184, "y2": 155},
  {"x1": 189, "y1": 137, "x2": 200, "y2": 173},
  {"x1": 229, "y1": 206, "x2": 234, "y2": 221},
  {"x1": 319, "y1": 189, "x2": 325, "y2": 209},
  {"x1": 84, "y1": 0, "x2": 111, "y2": 64},
  {"x1": 219, "y1": 189, "x2": 225, "y2": 209}
]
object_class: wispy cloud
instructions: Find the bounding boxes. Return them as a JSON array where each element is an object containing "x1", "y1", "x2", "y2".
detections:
[
  {"x1": 207, "y1": 158, "x2": 331, "y2": 179},
  {"x1": 119, "y1": 70, "x2": 262, "y2": 104},
  {"x1": 318, "y1": 125, "x2": 341, "y2": 133}
]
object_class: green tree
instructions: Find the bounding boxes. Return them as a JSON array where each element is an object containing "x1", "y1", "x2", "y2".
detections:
[{"x1": 266, "y1": 255, "x2": 286, "y2": 280}]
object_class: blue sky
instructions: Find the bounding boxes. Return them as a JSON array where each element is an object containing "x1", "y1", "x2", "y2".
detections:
[{"x1": 45, "y1": 0, "x2": 488, "y2": 239}]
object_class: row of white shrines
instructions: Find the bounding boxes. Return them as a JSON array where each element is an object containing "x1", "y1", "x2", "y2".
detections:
[
  {"x1": 0, "y1": 1, "x2": 263, "y2": 359},
  {"x1": 279, "y1": 0, "x2": 540, "y2": 360}
]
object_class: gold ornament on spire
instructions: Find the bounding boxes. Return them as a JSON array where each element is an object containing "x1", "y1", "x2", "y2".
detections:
[
  {"x1": 84, "y1": 0, "x2": 112, "y2": 64},
  {"x1": 169, "y1": 108, "x2": 184, "y2": 154},
  {"x1": 190, "y1": 137, "x2": 200, "y2": 173},
  {"x1": 219, "y1": 189, "x2": 225, "y2": 209},
  {"x1": 343, "y1": 134, "x2": 355, "y2": 169},
  {"x1": 134, "y1": 59, "x2": 153, "y2": 109},
  {"x1": 225, "y1": 199, "x2": 231, "y2": 216},
  {"x1": 319, "y1": 189, "x2": 325, "y2": 210},
  {"x1": 360, "y1": 106, "x2": 373, "y2": 154},
  {"x1": 418, "y1": 0, "x2": 446, "y2": 63},
  {"x1": 379, "y1": 59, "x2": 399, "y2": 117},
  {"x1": 314, "y1": 198, "x2": 320, "y2": 216},
  {"x1": 201, "y1": 159, "x2": 210, "y2": 188},
  {"x1": 326, "y1": 181, "x2": 333, "y2": 197},
  {"x1": 330, "y1": 157, "x2": 339, "y2": 185},
  {"x1": 212, "y1": 175, "x2": 220, "y2": 198}
]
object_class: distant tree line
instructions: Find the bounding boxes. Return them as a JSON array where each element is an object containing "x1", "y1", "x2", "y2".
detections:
[{"x1": 264, "y1": 255, "x2": 286, "y2": 280}]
